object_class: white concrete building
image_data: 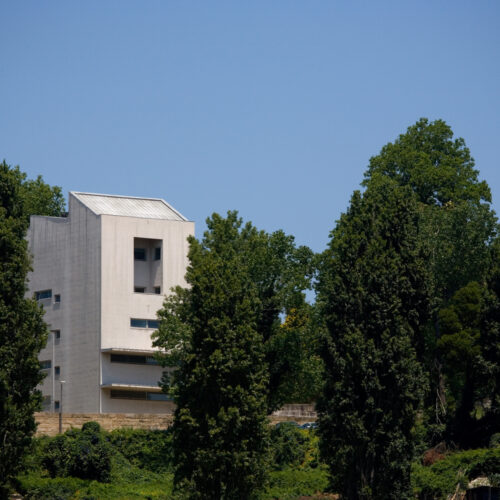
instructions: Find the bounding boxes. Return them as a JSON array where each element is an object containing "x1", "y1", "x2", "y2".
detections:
[{"x1": 27, "y1": 192, "x2": 194, "y2": 414}]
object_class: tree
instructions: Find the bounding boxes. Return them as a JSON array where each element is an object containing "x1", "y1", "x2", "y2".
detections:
[
  {"x1": 0, "y1": 160, "x2": 64, "y2": 497},
  {"x1": 363, "y1": 119, "x2": 498, "y2": 444},
  {"x1": 316, "y1": 176, "x2": 431, "y2": 499},
  {"x1": 153, "y1": 212, "x2": 312, "y2": 499}
]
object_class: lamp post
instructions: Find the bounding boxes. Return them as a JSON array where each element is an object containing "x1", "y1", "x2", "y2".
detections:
[{"x1": 59, "y1": 380, "x2": 66, "y2": 434}]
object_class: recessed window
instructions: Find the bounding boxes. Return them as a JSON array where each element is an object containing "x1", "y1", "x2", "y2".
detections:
[
  {"x1": 154, "y1": 286, "x2": 161, "y2": 294},
  {"x1": 130, "y1": 318, "x2": 159, "y2": 329},
  {"x1": 55, "y1": 366, "x2": 60, "y2": 376},
  {"x1": 110, "y1": 390, "x2": 170, "y2": 401},
  {"x1": 134, "y1": 248, "x2": 146, "y2": 261},
  {"x1": 40, "y1": 360, "x2": 52, "y2": 370},
  {"x1": 111, "y1": 354, "x2": 158, "y2": 365},
  {"x1": 51, "y1": 330, "x2": 61, "y2": 339},
  {"x1": 54, "y1": 294, "x2": 61, "y2": 303},
  {"x1": 154, "y1": 247, "x2": 161, "y2": 260},
  {"x1": 54, "y1": 401, "x2": 60, "y2": 410},
  {"x1": 35, "y1": 290, "x2": 52, "y2": 301},
  {"x1": 134, "y1": 287, "x2": 146, "y2": 293}
]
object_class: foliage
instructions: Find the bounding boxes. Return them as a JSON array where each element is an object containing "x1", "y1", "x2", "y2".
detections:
[
  {"x1": 316, "y1": 176, "x2": 431, "y2": 499},
  {"x1": 42, "y1": 422, "x2": 112, "y2": 482},
  {"x1": 412, "y1": 447, "x2": 500, "y2": 499},
  {"x1": 0, "y1": 160, "x2": 64, "y2": 497},
  {"x1": 269, "y1": 423, "x2": 311, "y2": 470},
  {"x1": 262, "y1": 467, "x2": 329, "y2": 500},
  {"x1": 154, "y1": 212, "x2": 286, "y2": 499},
  {"x1": 107, "y1": 428, "x2": 174, "y2": 473}
]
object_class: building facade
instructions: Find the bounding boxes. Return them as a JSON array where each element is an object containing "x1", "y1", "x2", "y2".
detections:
[{"x1": 27, "y1": 192, "x2": 194, "y2": 414}]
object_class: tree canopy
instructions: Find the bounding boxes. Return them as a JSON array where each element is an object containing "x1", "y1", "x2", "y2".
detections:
[{"x1": 0, "y1": 160, "x2": 64, "y2": 497}]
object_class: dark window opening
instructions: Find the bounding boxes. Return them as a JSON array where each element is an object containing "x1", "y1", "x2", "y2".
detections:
[
  {"x1": 54, "y1": 294, "x2": 61, "y2": 303},
  {"x1": 36, "y1": 290, "x2": 52, "y2": 301},
  {"x1": 110, "y1": 390, "x2": 170, "y2": 401},
  {"x1": 154, "y1": 286, "x2": 161, "y2": 294},
  {"x1": 154, "y1": 247, "x2": 161, "y2": 260},
  {"x1": 134, "y1": 248, "x2": 146, "y2": 261},
  {"x1": 134, "y1": 287, "x2": 146, "y2": 293},
  {"x1": 111, "y1": 354, "x2": 158, "y2": 365},
  {"x1": 130, "y1": 318, "x2": 159, "y2": 329}
]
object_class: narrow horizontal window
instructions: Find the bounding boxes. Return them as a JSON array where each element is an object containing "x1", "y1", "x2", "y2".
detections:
[
  {"x1": 134, "y1": 248, "x2": 146, "y2": 261},
  {"x1": 35, "y1": 290, "x2": 52, "y2": 301},
  {"x1": 134, "y1": 287, "x2": 145, "y2": 293},
  {"x1": 110, "y1": 354, "x2": 158, "y2": 365},
  {"x1": 110, "y1": 390, "x2": 170, "y2": 401},
  {"x1": 130, "y1": 318, "x2": 147, "y2": 328},
  {"x1": 40, "y1": 360, "x2": 52, "y2": 370},
  {"x1": 130, "y1": 318, "x2": 159, "y2": 329}
]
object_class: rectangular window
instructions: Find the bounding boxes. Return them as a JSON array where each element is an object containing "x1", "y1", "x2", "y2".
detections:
[
  {"x1": 134, "y1": 248, "x2": 146, "y2": 261},
  {"x1": 130, "y1": 318, "x2": 148, "y2": 328},
  {"x1": 54, "y1": 294, "x2": 61, "y2": 303},
  {"x1": 110, "y1": 390, "x2": 170, "y2": 401},
  {"x1": 154, "y1": 247, "x2": 161, "y2": 260},
  {"x1": 35, "y1": 290, "x2": 52, "y2": 301},
  {"x1": 110, "y1": 354, "x2": 158, "y2": 365},
  {"x1": 55, "y1": 366, "x2": 60, "y2": 376},
  {"x1": 134, "y1": 287, "x2": 146, "y2": 293},
  {"x1": 154, "y1": 286, "x2": 161, "y2": 294},
  {"x1": 54, "y1": 401, "x2": 60, "y2": 410},
  {"x1": 130, "y1": 318, "x2": 159, "y2": 329},
  {"x1": 52, "y1": 330, "x2": 61, "y2": 339},
  {"x1": 40, "y1": 360, "x2": 52, "y2": 370}
]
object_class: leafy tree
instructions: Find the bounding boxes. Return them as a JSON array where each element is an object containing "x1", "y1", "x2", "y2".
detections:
[
  {"x1": 0, "y1": 160, "x2": 64, "y2": 497},
  {"x1": 363, "y1": 119, "x2": 498, "y2": 444},
  {"x1": 316, "y1": 176, "x2": 431, "y2": 499}
]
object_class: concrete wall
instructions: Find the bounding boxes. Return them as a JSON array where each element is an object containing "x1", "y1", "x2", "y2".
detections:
[{"x1": 28, "y1": 194, "x2": 102, "y2": 413}]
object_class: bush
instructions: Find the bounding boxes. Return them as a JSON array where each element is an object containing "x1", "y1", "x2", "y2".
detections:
[
  {"x1": 43, "y1": 422, "x2": 111, "y2": 482},
  {"x1": 107, "y1": 428, "x2": 174, "y2": 473},
  {"x1": 270, "y1": 423, "x2": 309, "y2": 469}
]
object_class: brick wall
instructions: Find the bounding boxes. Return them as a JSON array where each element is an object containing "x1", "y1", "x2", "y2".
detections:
[{"x1": 35, "y1": 404, "x2": 317, "y2": 436}]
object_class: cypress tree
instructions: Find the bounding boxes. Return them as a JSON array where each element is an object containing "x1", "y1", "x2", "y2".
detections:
[{"x1": 316, "y1": 176, "x2": 431, "y2": 499}]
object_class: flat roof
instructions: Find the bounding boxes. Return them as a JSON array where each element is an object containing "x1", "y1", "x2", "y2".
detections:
[{"x1": 71, "y1": 191, "x2": 188, "y2": 221}]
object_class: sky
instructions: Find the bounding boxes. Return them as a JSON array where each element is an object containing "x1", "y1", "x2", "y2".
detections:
[{"x1": 1, "y1": 2, "x2": 499, "y2": 253}]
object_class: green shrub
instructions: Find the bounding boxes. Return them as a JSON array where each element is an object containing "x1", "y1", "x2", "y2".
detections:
[
  {"x1": 412, "y1": 447, "x2": 500, "y2": 499},
  {"x1": 270, "y1": 423, "x2": 309, "y2": 469},
  {"x1": 107, "y1": 428, "x2": 174, "y2": 473},
  {"x1": 43, "y1": 422, "x2": 111, "y2": 482},
  {"x1": 263, "y1": 467, "x2": 329, "y2": 499}
]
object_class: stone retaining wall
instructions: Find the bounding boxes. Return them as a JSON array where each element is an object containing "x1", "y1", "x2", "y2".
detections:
[{"x1": 35, "y1": 404, "x2": 317, "y2": 436}]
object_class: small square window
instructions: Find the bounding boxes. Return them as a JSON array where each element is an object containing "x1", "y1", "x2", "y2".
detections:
[
  {"x1": 134, "y1": 287, "x2": 146, "y2": 293},
  {"x1": 51, "y1": 330, "x2": 61, "y2": 339},
  {"x1": 54, "y1": 401, "x2": 60, "y2": 410},
  {"x1": 154, "y1": 286, "x2": 161, "y2": 294},
  {"x1": 134, "y1": 248, "x2": 146, "y2": 261},
  {"x1": 154, "y1": 247, "x2": 161, "y2": 260},
  {"x1": 54, "y1": 294, "x2": 61, "y2": 303}
]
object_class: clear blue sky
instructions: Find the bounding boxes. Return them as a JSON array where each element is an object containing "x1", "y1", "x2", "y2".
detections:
[{"x1": 1, "y1": 2, "x2": 499, "y2": 253}]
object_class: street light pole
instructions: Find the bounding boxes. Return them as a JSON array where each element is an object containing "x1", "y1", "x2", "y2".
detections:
[{"x1": 59, "y1": 380, "x2": 66, "y2": 434}]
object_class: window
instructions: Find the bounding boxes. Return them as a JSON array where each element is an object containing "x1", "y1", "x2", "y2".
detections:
[
  {"x1": 40, "y1": 360, "x2": 52, "y2": 370},
  {"x1": 134, "y1": 248, "x2": 146, "y2": 261},
  {"x1": 111, "y1": 354, "x2": 158, "y2": 365},
  {"x1": 154, "y1": 286, "x2": 161, "y2": 294},
  {"x1": 55, "y1": 366, "x2": 60, "y2": 376},
  {"x1": 54, "y1": 294, "x2": 61, "y2": 303},
  {"x1": 134, "y1": 287, "x2": 146, "y2": 293},
  {"x1": 130, "y1": 318, "x2": 159, "y2": 329},
  {"x1": 52, "y1": 330, "x2": 61, "y2": 339},
  {"x1": 54, "y1": 401, "x2": 60, "y2": 410},
  {"x1": 154, "y1": 247, "x2": 161, "y2": 260},
  {"x1": 110, "y1": 390, "x2": 171, "y2": 401},
  {"x1": 35, "y1": 290, "x2": 52, "y2": 301}
]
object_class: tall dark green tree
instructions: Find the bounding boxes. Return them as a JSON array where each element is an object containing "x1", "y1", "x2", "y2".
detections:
[
  {"x1": 316, "y1": 176, "x2": 431, "y2": 499},
  {"x1": 153, "y1": 212, "x2": 312, "y2": 499},
  {"x1": 0, "y1": 160, "x2": 64, "y2": 497},
  {"x1": 363, "y1": 119, "x2": 498, "y2": 443}
]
